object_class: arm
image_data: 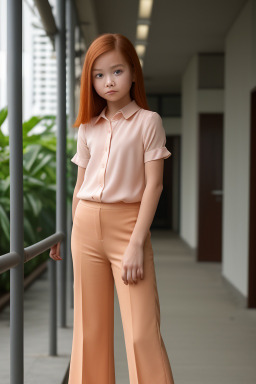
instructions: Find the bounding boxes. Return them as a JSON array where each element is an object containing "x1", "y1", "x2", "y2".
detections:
[
  {"x1": 49, "y1": 165, "x2": 86, "y2": 261},
  {"x1": 129, "y1": 112, "x2": 170, "y2": 247},
  {"x1": 121, "y1": 158, "x2": 164, "y2": 285},
  {"x1": 71, "y1": 124, "x2": 90, "y2": 221},
  {"x1": 129, "y1": 158, "x2": 164, "y2": 247},
  {"x1": 50, "y1": 122, "x2": 89, "y2": 261},
  {"x1": 72, "y1": 165, "x2": 86, "y2": 221},
  {"x1": 121, "y1": 112, "x2": 171, "y2": 285}
]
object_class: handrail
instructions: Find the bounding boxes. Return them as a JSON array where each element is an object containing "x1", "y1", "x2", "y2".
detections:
[
  {"x1": 24, "y1": 231, "x2": 65, "y2": 262},
  {"x1": 0, "y1": 231, "x2": 66, "y2": 275},
  {"x1": 0, "y1": 252, "x2": 21, "y2": 274}
]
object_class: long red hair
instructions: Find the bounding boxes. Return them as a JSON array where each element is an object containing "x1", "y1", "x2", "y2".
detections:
[{"x1": 73, "y1": 33, "x2": 149, "y2": 127}]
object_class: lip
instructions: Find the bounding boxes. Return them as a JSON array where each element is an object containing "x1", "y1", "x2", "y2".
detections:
[{"x1": 106, "y1": 91, "x2": 117, "y2": 94}]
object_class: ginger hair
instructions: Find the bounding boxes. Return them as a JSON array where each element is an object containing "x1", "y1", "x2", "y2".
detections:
[{"x1": 73, "y1": 33, "x2": 149, "y2": 127}]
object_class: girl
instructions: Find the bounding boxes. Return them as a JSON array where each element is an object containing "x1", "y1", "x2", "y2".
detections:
[{"x1": 50, "y1": 33, "x2": 175, "y2": 384}]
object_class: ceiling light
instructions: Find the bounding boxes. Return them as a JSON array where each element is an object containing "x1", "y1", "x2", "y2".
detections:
[
  {"x1": 139, "y1": 59, "x2": 144, "y2": 68},
  {"x1": 135, "y1": 44, "x2": 146, "y2": 57},
  {"x1": 136, "y1": 24, "x2": 149, "y2": 40},
  {"x1": 138, "y1": 0, "x2": 154, "y2": 19}
]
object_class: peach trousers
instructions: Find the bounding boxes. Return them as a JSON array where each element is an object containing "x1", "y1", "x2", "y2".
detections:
[{"x1": 68, "y1": 199, "x2": 175, "y2": 384}]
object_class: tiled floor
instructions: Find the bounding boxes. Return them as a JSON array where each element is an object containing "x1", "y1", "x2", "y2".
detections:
[{"x1": 0, "y1": 230, "x2": 256, "y2": 383}]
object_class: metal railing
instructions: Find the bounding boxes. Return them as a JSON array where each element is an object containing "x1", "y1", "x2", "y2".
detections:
[{"x1": 0, "y1": 0, "x2": 78, "y2": 383}]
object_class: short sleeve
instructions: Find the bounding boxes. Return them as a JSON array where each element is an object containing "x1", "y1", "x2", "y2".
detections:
[
  {"x1": 143, "y1": 112, "x2": 172, "y2": 163},
  {"x1": 71, "y1": 124, "x2": 91, "y2": 168}
]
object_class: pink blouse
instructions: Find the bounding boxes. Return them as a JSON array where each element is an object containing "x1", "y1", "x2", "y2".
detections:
[{"x1": 71, "y1": 99, "x2": 171, "y2": 203}]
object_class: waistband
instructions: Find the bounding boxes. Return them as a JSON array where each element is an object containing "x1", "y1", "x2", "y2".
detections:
[{"x1": 79, "y1": 199, "x2": 141, "y2": 210}]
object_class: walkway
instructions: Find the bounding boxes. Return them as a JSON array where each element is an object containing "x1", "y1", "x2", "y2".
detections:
[{"x1": 0, "y1": 230, "x2": 256, "y2": 383}]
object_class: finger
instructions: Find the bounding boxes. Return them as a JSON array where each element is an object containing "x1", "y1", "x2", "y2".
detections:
[
  {"x1": 50, "y1": 245, "x2": 57, "y2": 255},
  {"x1": 121, "y1": 266, "x2": 128, "y2": 285},
  {"x1": 127, "y1": 269, "x2": 133, "y2": 285},
  {"x1": 132, "y1": 268, "x2": 137, "y2": 283},
  {"x1": 140, "y1": 268, "x2": 144, "y2": 280},
  {"x1": 137, "y1": 267, "x2": 142, "y2": 280},
  {"x1": 49, "y1": 253, "x2": 61, "y2": 261}
]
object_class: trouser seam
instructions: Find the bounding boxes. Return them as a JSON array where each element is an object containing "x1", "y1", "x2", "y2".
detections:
[
  {"x1": 154, "y1": 263, "x2": 169, "y2": 384},
  {"x1": 128, "y1": 284, "x2": 139, "y2": 384},
  {"x1": 108, "y1": 267, "x2": 110, "y2": 384}
]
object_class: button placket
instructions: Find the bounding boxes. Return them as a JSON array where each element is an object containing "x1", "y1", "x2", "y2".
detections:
[
  {"x1": 98, "y1": 121, "x2": 112, "y2": 189},
  {"x1": 98, "y1": 118, "x2": 120, "y2": 201}
]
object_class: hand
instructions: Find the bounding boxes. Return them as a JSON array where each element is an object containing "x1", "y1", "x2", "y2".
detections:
[
  {"x1": 121, "y1": 242, "x2": 144, "y2": 285},
  {"x1": 49, "y1": 242, "x2": 62, "y2": 261}
]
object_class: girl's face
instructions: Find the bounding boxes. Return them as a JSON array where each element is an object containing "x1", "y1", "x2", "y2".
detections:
[{"x1": 92, "y1": 49, "x2": 135, "y2": 105}]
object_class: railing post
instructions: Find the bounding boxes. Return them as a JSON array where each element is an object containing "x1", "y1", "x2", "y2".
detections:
[
  {"x1": 49, "y1": 257, "x2": 57, "y2": 355},
  {"x1": 7, "y1": 0, "x2": 24, "y2": 382},
  {"x1": 66, "y1": 0, "x2": 75, "y2": 310},
  {"x1": 56, "y1": 0, "x2": 67, "y2": 330}
]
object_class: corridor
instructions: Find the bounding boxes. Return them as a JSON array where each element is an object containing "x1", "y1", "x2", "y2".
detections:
[{"x1": 1, "y1": 230, "x2": 255, "y2": 384}]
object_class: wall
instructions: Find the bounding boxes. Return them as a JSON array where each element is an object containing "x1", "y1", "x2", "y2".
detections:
[
  {"x1": 197, "y1": 90, "x2": 224, "y2": 113},
  {"x1": 223, "y1": 0, "x2": 255, "y2": 296},
  {"x1": 162, "y1": 117, "x2": 181, "y2": 136},
  {"x1": 198, "y1": 53, "x2": 225, "y2": 89},
  {"x1": 180, "y1": 55, "x2": 198, "y2": 248}
]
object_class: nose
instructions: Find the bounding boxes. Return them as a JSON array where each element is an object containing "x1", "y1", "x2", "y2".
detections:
[{"x1": 105, "y1": 76, "x2": 114, "y2": 87}]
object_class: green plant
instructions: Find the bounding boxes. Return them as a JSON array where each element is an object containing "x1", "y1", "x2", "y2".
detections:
[{"x1": 0, "y1": 107, "x2": 76, "y2": 293}]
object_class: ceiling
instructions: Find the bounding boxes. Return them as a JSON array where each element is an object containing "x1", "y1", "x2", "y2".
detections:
[{"x1": 74, "y1": 0, "x2": 247, "y2": 94}]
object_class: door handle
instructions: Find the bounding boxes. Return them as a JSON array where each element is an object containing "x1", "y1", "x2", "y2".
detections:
[{"x1": 211, "y1": 190, "x2": 223, "y2": 196}]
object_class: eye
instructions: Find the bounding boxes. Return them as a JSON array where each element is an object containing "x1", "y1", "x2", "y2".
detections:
[
  {"x1": 95, "y1": 73, "x2": 103, "y2": 78},
  {"x1": 114, "y1": 69, "x2": 122, "y2": 75}
]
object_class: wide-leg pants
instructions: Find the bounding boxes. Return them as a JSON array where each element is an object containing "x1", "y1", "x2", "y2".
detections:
[{"x1": 68, "y1": 199, "x2": 175, "y2": 384}]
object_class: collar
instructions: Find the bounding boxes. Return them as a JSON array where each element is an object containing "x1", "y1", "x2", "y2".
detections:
[{"x1": 93, "y1": 99, "x2": 141, "y2": 125}]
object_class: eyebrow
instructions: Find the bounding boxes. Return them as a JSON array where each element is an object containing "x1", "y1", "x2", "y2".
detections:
[{"x1": 92, "y1": 64, "x2": 125, "y2": 71}]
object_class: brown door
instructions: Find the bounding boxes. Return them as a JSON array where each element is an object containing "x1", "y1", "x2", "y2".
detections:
[
  {"x1": 248, "y1": 89, "x2": 256, "y2": 308},
  {"x1": 197, "y1": 114, "x2": 223, "y2": 262}
]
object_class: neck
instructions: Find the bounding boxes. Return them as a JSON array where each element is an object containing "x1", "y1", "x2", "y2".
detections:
[{"x1": 106, "y1": 95, "x2": 132, "y2": 119}]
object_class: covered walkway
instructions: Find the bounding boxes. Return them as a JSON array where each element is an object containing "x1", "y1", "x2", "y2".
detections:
[
  {"x1": 1, "y1": 1, "x2": 256, "y2": 383},
  {"x1": 1, "y1": 230, "x2": 255, "y2": 384}
]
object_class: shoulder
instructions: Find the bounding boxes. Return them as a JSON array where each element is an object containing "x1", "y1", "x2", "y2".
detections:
[
  {"x1": 79, "y1": 121, "x2": 92, "y2": 130},
  {"x1": 138, "y1": 108, "x2": 159, "y2": 118},
  {"x1": 76, "y1": 122, "x2": 91, "y2": 142},
  {"x1": 78, "y1": 121, "x2": 92, "y2": 133},
  {"x1": 139, "y1": 110, "x2": 163, "y2": 136},
  {"x1": 138, "y1": 109, "x2": 162, "y2": 126}
]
